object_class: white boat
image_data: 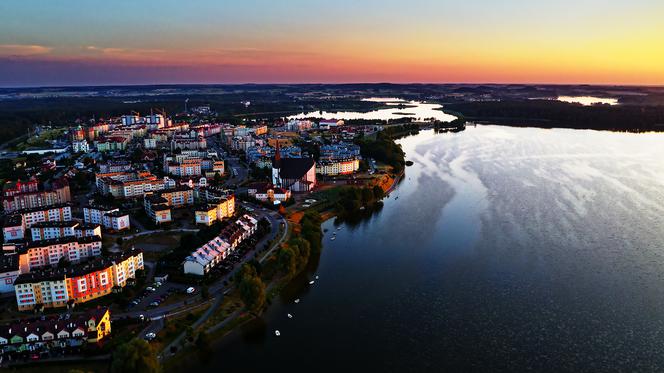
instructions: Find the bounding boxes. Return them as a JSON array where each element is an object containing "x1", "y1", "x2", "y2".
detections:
[
  {"x1": 337, "y1": 227, "x2": 342, "y2": 230},
  {"x1": 315, "y1": 275, "x2": 319, "y2": 280},
  {"x1": 275, "y1": 330, "x2": 281, "y2": 336},
  {"x1": 309, "y1": 280, "x2": 315, "y2": 285},
  {"x1": 294, "y1": 299, "x2": 300, "y2": 304},
  {"x1": 287, "y1": 313, "x2": 293, "y2": 319},
  {"x1": 331, "y1": 237, "x2": 336, "y2": 241}
]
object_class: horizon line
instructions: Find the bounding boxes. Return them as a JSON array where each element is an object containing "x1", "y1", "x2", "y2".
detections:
[{"x1": 3, "y1": 82, "x2": 664, "y2": 90}]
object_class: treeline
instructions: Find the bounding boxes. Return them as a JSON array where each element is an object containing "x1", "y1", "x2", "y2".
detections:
[
  {"x1": 276, "y1": 211, "x2": 323, "y2": 278},
  {"x1": 333, "y1": 185, "x2": 385, "y2": 217},
  {"x1": 355, "y1": 126, "x2": 409, "y2": 173},
  {"x1": 446, "y1": 100, "x2": 664, "y2": 132}
]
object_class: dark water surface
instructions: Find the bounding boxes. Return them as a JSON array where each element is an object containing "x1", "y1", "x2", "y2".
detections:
[{"x1": 194, "y1": 126, "x2": 664, "y2": 372}]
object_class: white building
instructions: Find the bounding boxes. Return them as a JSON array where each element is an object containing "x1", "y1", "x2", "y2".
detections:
[
  {"x1": 0, "y1": 254, "x2": 20, "y2": 294},
  {"x1": 318, "y1": 119, "x2": 345, "y2": 129},
  {"x1": 83, "y1": 206, "x2": 131, "y2": 231},
  {"x1": 144, "y1": 138, "x2": 158, "y2": 149},
  {"x1": 21, "y1": 236, "x2": 103, "y2": 271},
  {"x1": 183, "y1": 215, "x2": 257, "y2": 275},
  {"x1": 72, "y1": 140, "x2": 90, "y2": 153},
  {"x1": 30, "y1": 221, "x2": 78, "y2": 241}
]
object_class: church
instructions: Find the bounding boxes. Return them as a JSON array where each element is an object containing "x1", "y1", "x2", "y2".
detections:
[{"x1": 272, "y1": 143, "x2": 316, "y2": 193}]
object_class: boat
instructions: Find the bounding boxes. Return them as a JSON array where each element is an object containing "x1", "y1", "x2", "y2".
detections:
[
  {"x1": 331, "y1": 237, "x2": 336, "y2": 241},
  {"x1": 275, "y1": 330, "x2": 281, "y2": 336},
  {"x1": 294, "y1": 299, "x2": 300, "y2": 304},
  {"x1": 315, "y1": 275, "x2": 319, "y2": 280},
  {"x1": 309, "y1": 280, "x2": 315, "y2": 285},
  {"x1": 287, "y1": 313, "x2": 293, "y2": 319},
  {"x1": 395, "y1": 196, "x2": 399, "y2": 200},
  {"x1": 337, "y1": 227, "x2": 342, "y2": 231}
]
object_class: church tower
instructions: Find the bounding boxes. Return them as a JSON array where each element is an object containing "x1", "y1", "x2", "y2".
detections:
[{"x1": 272, "y1": 140, "x2": 281, "y2": 187}]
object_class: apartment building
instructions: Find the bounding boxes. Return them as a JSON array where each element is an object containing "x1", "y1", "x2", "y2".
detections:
[
  {"x1": 83, "y1": 206, "x2": 130, "y2": 231},
  {"x1": 183, "y1": 215, "x2": 257, "y2": 275},
  {"x1": 14, "y1": 250, "x2": 143, "y2": 311},
  {"x1": 2, "y1": 179, "x2": 71, "y2": 213},
  {"x1": 194, "y1": 194, "x2": 236, "y2": 226},
  {"x1": 20, "y1": 236, "x2": 103, "y2": 272}
]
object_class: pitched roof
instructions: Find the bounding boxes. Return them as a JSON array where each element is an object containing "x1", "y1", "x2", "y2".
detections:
[{"x1": 276, "y1": 158, "x2": 315, "y2": 180}]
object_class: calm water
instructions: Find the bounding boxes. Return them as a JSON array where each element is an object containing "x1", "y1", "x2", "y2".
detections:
[
  {"x1": 289, "y1": 98, "x2": 458, "y2": 122},
  {"x1": 557, "y1": 96, "x2": 619, "y2": 106},
  {"x1": 193, "y1": 126, "x2": 664, "y2": 372}
]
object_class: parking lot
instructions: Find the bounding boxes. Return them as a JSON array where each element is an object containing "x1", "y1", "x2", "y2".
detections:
[{"x1": 125, "y1": 281, "x2": 190, "y2": 312}]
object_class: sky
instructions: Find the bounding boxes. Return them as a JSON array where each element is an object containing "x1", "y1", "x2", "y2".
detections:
[{"x1": 1, "y1": 0, "x2": 663, "y2": 87}]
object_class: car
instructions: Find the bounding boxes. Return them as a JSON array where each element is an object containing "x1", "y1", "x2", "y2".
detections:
[
  {"x1": 146, "y1": 287, "x2": 155, "y2": 292},
  {"x1": 149, "y1": 301, "x2": 160, "y2": 307},
  {"x1": 145, "y1": 332, "x2": 156, "y2": 341},
  {"x1": 186, "y1": 287, "x2": 196, "y2": 294}
]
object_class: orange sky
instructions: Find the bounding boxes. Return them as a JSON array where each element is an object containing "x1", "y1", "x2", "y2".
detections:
[{"x1": 1, "y1": 0, "x2": 663, "y2": 86}]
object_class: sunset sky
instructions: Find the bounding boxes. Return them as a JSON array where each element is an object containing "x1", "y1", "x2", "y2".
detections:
[{"x1": 1, "y1": 0, "x2": 663, "y2": 87}]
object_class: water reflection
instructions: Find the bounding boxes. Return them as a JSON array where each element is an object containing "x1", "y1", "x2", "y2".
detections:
[
  {"x1": 186, "y1": 126, "x2": 664, "y2": 372},
  {"x1": 288, "y1": 99, "x2": 457, "y2": 122},
  {"x1": 557, "y1": 95, "x2": 619, "y2": 106}
]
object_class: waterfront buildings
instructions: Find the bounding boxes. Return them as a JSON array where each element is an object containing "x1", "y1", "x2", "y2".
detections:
[
  {"x1": 247, "y1": 182, "x2": 291, "y2": 203},
  {"x1": 183, "y1": 215, "x2": 257, "y2": 275},
  {"x1": 271, "y1": 146, "x2": 316, "y2": 193}
]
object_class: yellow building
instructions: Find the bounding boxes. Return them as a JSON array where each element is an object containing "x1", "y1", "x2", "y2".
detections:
[{"x1": 195, "y1": 195, "x2": 236, "y2": 226}]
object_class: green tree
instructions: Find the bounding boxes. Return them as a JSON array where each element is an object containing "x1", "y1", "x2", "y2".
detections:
[
  {"x1": 373, "y1": 185, "x2": 385, "y2": 200},
  {"x1": 236, "y1": 263, "x2": 266, "y2": 314},
  {"x1": 111, "y1": 338, "x2": 161, "y2": 373},
  {"x1": 201, "y1": 285, "x2": 210, "y2": 300},
  {"x1": 277, "y1": 246, "x2": 297, "y2": 276}
]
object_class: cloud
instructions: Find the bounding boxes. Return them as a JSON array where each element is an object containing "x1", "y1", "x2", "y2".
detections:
[{"x1": 0, "y1": 44, "x2": 53, "y2": 56}]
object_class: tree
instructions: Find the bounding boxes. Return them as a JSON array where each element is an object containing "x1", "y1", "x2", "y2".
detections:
[
  {"x1": 373, "y1": 185, "x2": 385, "y2": 200},
  {"x1": 236, "y1": 263, "x2": 266, "y2": 314},
  {"x1": 277, "y1": 246, "x2": 297, "y2": 276},
  {"x1": 201, "y1": 285, "x2": 210, "y2": 300},
  {"x1": 111, "y1": 338, "x2": 161, "y2": 373}
]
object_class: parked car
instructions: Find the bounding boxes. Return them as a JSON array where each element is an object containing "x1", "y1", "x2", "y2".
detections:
[
  {"x1": 186, "y1": 287, "x2": 196, "y2": 294},
  {"x1": 145, "y1": 332, "x2": 156, "y2": 341}
]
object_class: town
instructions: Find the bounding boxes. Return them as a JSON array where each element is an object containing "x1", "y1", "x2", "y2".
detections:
[{"x1": 0, "y1": 104, "x2": 407, "y2": 369}]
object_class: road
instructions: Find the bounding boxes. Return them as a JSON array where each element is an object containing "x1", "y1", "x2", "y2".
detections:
[{"x1": 120, "y1": 204, "x2": 288, "y2": 346}]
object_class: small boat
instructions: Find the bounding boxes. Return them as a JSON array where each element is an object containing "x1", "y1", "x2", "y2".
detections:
[
  {"x1": 331, "y1": 237, "x2": 336, "y2": 241},
  {"x1": 395, "y1": 196, "x2": 399, "y2": 200},
  {"x1": 359, "y1": 206, "x2": 365, "y2": 210},
  {"x1": 275, "y1": 330, "x2": 281, "y2": 336},
  {"x1": 294, "y1": 299, "x2": 300, "y2": 304},
  {"x1": 287, "y1": 313, "x2": 293, "y2": 319},
  {"x1": 309, "y1": 280, "x2": 315, "y2": 285},
  {"x1": 315, "y1": 275, "x2": 319, "y2": 280},
  {"x1": 337, "y1": 227, "x2": 342, "y2": 231}
]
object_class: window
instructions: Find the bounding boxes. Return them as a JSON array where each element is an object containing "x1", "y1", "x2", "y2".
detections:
[
  {"x1": 100, "y1": 272, "x2": 108, "y2": 286},
  {"x1": 77, "y1": 278, "x2": 87, "y2": 292}
]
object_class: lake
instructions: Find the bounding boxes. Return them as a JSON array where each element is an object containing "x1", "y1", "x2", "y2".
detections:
[
  {"x1": 288, "y1": 98, "x2": 458, "y2": 122},
  {"x1": 557, "y1": 96, "x2": 619, "y2": 106},
  {"x1": 192, "y1": 126, "x2": 664, "y2": 372}
]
